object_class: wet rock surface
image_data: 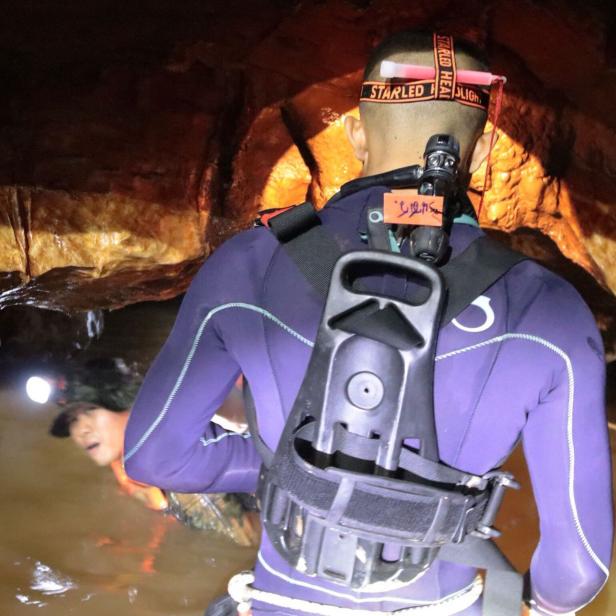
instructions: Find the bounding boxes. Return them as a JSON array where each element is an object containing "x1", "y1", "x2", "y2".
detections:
[{"x1": 0, "y1": 1, "x2": 614, "y2": 345}]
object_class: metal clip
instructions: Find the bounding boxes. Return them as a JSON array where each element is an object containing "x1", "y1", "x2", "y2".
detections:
[{"x1": 471, "y1": 472, "x2": 520, "y2": 540}]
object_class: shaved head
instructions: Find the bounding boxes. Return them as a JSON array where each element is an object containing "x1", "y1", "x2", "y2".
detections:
[{"x1": 356, "y1": 31, "x2": 490, "y2": 178}]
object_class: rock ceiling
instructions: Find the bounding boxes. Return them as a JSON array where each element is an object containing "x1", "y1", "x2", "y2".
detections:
[{"x1": 0, "y1": 0, "x2": 614, "y2": 345}]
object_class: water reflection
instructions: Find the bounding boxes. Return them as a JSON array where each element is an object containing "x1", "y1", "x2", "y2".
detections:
[{"x1": 15, "y1": 558, "x2": 77, "y2": 606}]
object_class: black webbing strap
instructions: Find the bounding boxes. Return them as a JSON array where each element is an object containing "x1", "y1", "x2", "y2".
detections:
[
  {"x1": 243, "y1": 382, "x2": 273, "y2": 467},
  {"x1": 244, "y1": 385, "x2": 484, "y2": 490},
  {"x1": 440, "y1": 536, "x2": 524, "y2": 616},
  {"x1": 331, "y1": 302, "x2": 425, "y2": 350},
  {"x1": 440, "y1": 236, "x2": 527, "y2": 324},
  {"x1": 270, "y1": 442, "x2": 486, "y2": 541},
  {"x1": 268, "y1": 202, "x2": 342, "y2": 298}
]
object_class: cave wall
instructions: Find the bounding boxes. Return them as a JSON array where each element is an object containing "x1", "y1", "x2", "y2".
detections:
[{"x1": 0, "y1": 0, "x2": 614, "y2": 323}]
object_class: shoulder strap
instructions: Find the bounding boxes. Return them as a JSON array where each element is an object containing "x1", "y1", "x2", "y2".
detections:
[
  {"x1": 440, "y1": 235, "x2": 527, "y2": 324},
  {"x1": 266, "y1": 202, "x2": 342, "y2": 298},
  {"x1": 248, "y1": 202, "x2": 337, "y2": 465}
]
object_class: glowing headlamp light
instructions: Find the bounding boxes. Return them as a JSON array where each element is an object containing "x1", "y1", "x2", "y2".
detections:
[{"x1": 26, "y1": 376, "x2": 55, "y2": 404}]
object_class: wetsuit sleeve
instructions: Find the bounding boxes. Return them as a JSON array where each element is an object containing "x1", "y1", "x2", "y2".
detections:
[
  {"x1": 521, "y1": 280, "x2": 612, "y2": 614},
  {"x1": 123, "y1": 243, "x2": 261, "y2": 494}
]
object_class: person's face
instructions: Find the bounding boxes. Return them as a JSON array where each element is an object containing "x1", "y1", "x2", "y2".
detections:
[{"x1": 68, "y1": 408, "x2": 128, "y2": 467}]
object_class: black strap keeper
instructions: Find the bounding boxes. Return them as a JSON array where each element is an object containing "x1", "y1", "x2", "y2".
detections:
[{"x1": 268, "y1": 202, "x2": 320, "y2": 243}]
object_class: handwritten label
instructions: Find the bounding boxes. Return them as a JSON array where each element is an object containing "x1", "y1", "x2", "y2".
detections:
[{"x1": 383, "y1": 191, "x2": 444, "y2": 226}]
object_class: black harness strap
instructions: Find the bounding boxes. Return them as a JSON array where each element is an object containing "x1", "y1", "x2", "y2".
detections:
[
  {"x1": 267, "y1": 202, "x2": 342, "y2": 299},
  {"x1": 440, "y1": 235, "x2": 526, "y2": 324},
  {"x1": 245, "y1": 382, "x2": 483, "y2": 487},
  {"x1": 243, "y1": 382, "x2": 273, "y2": 468},
  {"x1": 440, "y1": 537, "x2": 524, "y2": 616}
]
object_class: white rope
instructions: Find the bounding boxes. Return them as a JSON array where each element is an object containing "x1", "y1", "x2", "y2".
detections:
[{"x1": 228, "y1": 571, "x2": 483, "y2": 616}]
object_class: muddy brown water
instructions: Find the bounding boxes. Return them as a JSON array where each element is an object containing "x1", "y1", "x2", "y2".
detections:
[{"x1": 0, "y1": 300, "x2": 613, "y2": 614}]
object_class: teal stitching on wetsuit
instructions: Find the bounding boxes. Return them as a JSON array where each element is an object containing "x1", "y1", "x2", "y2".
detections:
[
  {"x1": 200, "y1": 431, "x2": 252, "y2": 447},
  {"x1": 453, "y1": 214, "x2": 479, "y2": 227},
  {"x1": 436, "y1": 333, "x2": 609, "y2": 578},
  {"x1": 124, "y1": 303, "x2": 314, "y2": 461}
]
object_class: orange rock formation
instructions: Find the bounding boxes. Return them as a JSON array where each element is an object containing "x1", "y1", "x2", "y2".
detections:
[{"x1": 0, "y1": 0, "x2": 613, "y2": 335}]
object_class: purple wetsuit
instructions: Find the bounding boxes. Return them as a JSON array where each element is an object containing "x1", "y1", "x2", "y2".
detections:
[{"x1": 125, "y1": 185, "x2": 612, "y2": 615}]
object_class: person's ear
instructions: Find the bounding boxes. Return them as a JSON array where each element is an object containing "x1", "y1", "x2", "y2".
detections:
[
  {"x1": 468, "y1": 131, "x2": 497, "y2": 173},
  {"x1": 344, "y1": 114, "x2": 368, "y2": 163}
]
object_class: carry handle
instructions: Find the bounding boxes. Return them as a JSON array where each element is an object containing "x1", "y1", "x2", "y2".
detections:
[{"x1": 324, "y1": 250, "x2": 444, "y2": 340}]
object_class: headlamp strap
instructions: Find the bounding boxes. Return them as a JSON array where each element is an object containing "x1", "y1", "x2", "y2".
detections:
[
  {"x1": 360, "y1": 33, "x2": 510, "y2": 115},
  {"x1": 433, "y1": 33, "x2": 456, "y2": 101},
  {"x1": 360, "y1": 80, "x2": 489, "y2": 112},
  {"x1": 360, "y1": 33, "x2": 491, "y2": 111}
]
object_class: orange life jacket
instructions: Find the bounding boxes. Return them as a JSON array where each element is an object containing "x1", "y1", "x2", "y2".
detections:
[{"x1": 110, "y1": 458, "x2": 168, "y2": 511}]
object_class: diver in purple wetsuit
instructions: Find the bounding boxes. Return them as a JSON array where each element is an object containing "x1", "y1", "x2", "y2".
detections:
[{"x1": 124, "y1": 31, "x2": 612, "y2": 616}]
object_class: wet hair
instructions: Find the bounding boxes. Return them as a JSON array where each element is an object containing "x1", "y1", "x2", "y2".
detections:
[
  {"x1": 49, "y1": 357, "x2": 140, "y2": 438},
  {"x1": 360, "y1": 30, "x2": 490, "y2": 170},
  {"x1": 64, "y1": 357, "x2": 142, "y2": 412}
]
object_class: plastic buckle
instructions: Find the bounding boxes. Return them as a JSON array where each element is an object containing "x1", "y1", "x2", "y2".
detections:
[
  {"x1": 471, "y1": 472, "x2": 520, "y2": 540},
  {"x1": 485, "y1": 470, "x2": 519, "y2": 489}
]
